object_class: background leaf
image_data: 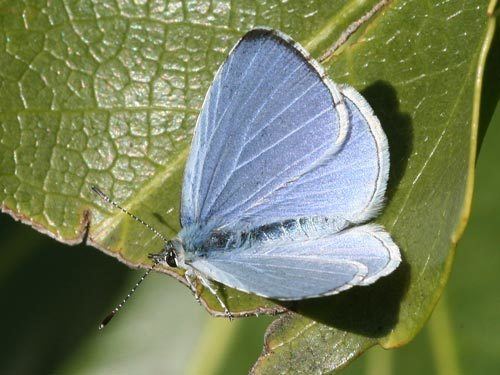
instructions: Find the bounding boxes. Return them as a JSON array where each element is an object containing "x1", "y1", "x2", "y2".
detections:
[{"x1": 0, "y1": 0, "x2": 498, "y2": 374}]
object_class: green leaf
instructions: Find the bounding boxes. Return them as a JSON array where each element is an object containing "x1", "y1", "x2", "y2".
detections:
[{"x1": 0, "y1": 0, "x2": 497, "y2": 373}]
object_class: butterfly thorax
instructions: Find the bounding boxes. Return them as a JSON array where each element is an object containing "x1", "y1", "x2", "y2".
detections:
[{"x1": 178, "y1": 223, "x2": 251, "y2": 262}]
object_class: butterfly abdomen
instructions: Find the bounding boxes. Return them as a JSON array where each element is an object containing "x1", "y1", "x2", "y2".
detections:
[{"x1": 181, "y1": 216, "x2": 350, "y2": 261}]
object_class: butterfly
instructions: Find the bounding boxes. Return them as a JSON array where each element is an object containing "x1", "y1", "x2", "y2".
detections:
[
  {"x1": 95, "y1": 28, "x2": 401, "y2": 324},
  {"x1": 150, "y1": 28, "x2": 401, "y2": 315}
]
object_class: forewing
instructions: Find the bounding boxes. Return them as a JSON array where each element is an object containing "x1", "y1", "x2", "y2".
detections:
[
  {"x1": 189, "y1": 224, "x2": 401, "y2": 300},
  {"x1": 245, "y1": 85, "x2": 390, "y2": 225},
  {"x1": 180, "y1": 28, "x2": 348, "y2": 229}
]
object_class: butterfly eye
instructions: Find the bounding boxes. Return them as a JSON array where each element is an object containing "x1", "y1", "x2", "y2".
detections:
[{"x1": 166, "y1": 250, "x2": 178, "y2": 268}]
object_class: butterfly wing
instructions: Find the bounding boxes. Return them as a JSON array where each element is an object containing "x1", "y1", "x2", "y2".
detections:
[
  {"x1": 255, "y1": 84, "x2": 390, "y2": 225},
  {"x1": 189, "y1": 224, "x2": 401, "y2": 299},
  {"x1": 180, "y1": 29, "x2": 398, "y2": 298},
  {"x1": 181, "y1": 28, "x2": 349, "y2": 229}
]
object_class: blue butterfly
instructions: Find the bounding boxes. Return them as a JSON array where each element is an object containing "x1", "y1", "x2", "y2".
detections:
[
  {"x1": 151, "y1": 28, "x2": 401, "y2": 315},
  {"x1": 95, "y1": 28, "x2": 401, "y2": 323}
]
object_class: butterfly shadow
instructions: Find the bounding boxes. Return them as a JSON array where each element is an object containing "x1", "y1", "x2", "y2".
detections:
[{"x1": 361, "y1": 80, "x2": 413, "y2": 202}]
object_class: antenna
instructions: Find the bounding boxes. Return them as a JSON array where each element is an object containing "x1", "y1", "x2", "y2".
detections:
[
  {"x1": 99, "y1": 261, "x2": 159, "y2": 329},
  {"x1": 90, "y1": 185, "x2": 168, "y2": 329},
  {"x1": 90, "y1": 185, "x2": 168, "y2": 243}
]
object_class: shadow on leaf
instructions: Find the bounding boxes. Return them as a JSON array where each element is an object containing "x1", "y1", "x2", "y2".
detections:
[{"x1": 361, "y1": 80, "x2": 413, "y2": 202}]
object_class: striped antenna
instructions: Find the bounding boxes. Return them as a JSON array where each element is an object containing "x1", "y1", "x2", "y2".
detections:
[
  {"x1": 99, "y1": 260, "x2": 159, "y2": 330},
  {"x1": 90, "y1": 185, "x2": 167, "y2": 329},
  {"x1": 91, "y1": 185, "x2": 168, "y2": 243}
]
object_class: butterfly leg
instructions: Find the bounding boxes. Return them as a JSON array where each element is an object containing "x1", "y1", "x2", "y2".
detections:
[
  {"x1": 184, "y1": 268, "x2": 201, "y2": 302},
  {"x1": 195, "y1": 272, "x2": 233, "y2": 320}
]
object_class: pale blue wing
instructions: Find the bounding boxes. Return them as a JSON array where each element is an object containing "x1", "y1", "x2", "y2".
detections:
[
  {"x1": 180, "y1": 28, "x2": 349, "y2": 229},
  {"x1": 189, "y1": 224, "x2": 401, "y2": 300},
  {"x1": 244, "y1": 85, "x2": 390, "y2": 226}
]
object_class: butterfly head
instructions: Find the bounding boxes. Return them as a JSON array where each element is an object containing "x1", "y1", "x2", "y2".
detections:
[
  {"x1": 164, "y1": 246, "x2": 177, "y2": 267},
  {"x1": 157, "y1": 238, "x2": 185, "y2": 268}
]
